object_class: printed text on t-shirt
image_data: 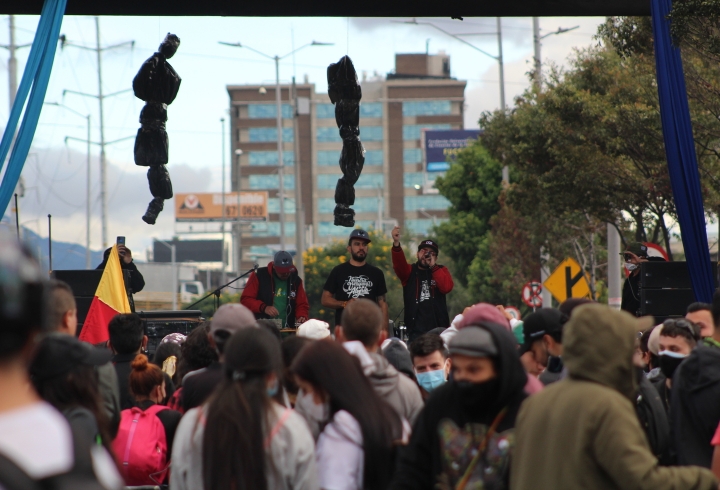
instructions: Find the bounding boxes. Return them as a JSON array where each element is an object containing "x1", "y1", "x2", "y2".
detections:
[{"x1": 343, "y1": 275, "x2": 374, "y2": 298}]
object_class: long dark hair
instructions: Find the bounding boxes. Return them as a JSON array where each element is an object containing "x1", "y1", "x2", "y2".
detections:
[
  {"x1": 202, "y1": 328, "x2": 282, "y2": 490},
  {"x1": 291, "y1": 340, "x2": 402, "y2": 490},
  {"x1": 33, "y1": 364, "x2": 114, "y2": 455}
]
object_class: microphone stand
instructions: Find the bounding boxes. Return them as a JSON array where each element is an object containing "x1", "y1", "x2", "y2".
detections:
[{"x1": 184, "y1": 264, "x2": 258, "y2": 314}]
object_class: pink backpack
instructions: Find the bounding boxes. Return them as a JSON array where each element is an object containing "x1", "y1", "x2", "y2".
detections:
[{"x1": 112, "y1": 405, "x2": 170, "y2": 485}]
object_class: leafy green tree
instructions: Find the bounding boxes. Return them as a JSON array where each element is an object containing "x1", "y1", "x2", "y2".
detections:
[{"x1": 433, "y1": 142, "x2": 504, "y2": 286}]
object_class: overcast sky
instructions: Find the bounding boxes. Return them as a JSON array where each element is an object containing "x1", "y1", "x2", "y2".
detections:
[{"x1": 0, "y1": 15, "x2": 606, "y2": 261}]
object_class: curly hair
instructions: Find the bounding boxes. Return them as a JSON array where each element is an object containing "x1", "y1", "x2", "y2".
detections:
[{"x1": 177, "y1": 322, "x2": 218, "y2": 382}]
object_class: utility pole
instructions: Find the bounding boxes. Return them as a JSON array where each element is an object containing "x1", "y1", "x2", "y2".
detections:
[
  {"x1": 274, "y1": 56, "x2": 286, "y2": 250},
  {"x1": 8, "y1": 15, "x2": 17, "y2": 110},
  {"x1": 221, "y1": 117, "x2": 227, "y2": 285},
  {"x1": 61, "y1": 17, "x2": 134, "y2": 249},
  {"x1": 533, "y1": 17, "x2": 541, "y2": 89},
  {"x1": 292, "y1": 77, "x2": 306, "y2": 279},
  {"x1": 496, "y1": 18, "x2": 506, "y2": 112}
]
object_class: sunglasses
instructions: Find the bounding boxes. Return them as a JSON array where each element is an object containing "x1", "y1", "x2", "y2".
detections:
[{"x1": 663, "y1": 318, "x2": 700, "y2": 339}]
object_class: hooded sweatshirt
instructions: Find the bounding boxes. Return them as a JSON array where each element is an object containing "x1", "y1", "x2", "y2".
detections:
[
  {"x1": 343, "y1": 341, "x2": 423, "y2": 426},
  {"x1": 670, "y1": 345, "x2": 720, "y2": 467},
  {"x1": 389, "y1": 322, "x2": 528, "y2": 490},
  {"x1": 511, "y1": 304, "x2": 717, "y2": 490}
]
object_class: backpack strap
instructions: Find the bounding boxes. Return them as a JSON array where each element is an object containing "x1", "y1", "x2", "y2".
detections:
[
  {"x1": 0, "y1": 453, "x2": 43, "y2": 490},
  {"x1": 143, "y1": 404, "x2": 170, "y2": 417},
  {"x1": 264, "y1": 408, "x2": 292, "y2": 449}
]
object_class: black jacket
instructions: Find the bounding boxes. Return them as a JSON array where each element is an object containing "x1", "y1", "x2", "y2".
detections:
[
  {"x1": 636, "y1": 375, "x2": 672, "y2": 465},
  {"x1": 96, "y1": 258, "x2": 145, "y2": 294},
  {"x1": 390, "y1": 322, "x2": 528, "y2": 490},
  {"x1": 670, "y1": 345, "x2": 720, "y2": 467},
  {"x1": 621, "y1": 270, "x2": 641, "y2": 317},
  {"x1": 401, "y1": 265, "x2": 450, "y2": 340}
]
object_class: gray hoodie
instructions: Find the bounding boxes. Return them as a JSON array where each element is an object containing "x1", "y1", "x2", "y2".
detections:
[{"x1": 343, "y1": 341, "x2": 423, "y2": 426}]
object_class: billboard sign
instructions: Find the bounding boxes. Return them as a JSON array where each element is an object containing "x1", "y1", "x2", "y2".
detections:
[
  {"x1": 424, "y1": 129, "x2": 481, "y2": 172},
  {"x1": 175, "y1": 192, "x2": 268, "y2": 222}
]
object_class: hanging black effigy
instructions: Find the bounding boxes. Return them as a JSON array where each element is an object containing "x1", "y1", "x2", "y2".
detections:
[
  {"x1": 133, "y1": 33, "x2": 182, "y2": 225},
  {"x1": 327, "y1": 56, "x2": 364, "y2": 227}
]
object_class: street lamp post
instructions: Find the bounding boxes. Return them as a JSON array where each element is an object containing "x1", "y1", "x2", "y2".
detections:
[
  {"x1": 220, "y1": 118, "x2": 227, "y2": 285},
  {"x1": 45, "y1": 102, "x2": 92, "y2": 269},
  {"x1": 219, "y1": 40, "x2": 333, "y2": 252},
  {"x1": 532, "y1": 20, "x2": 579, "y2": 89},
  {"x1": 235, "y1": 148, "x2": 243, "y2": 275}
]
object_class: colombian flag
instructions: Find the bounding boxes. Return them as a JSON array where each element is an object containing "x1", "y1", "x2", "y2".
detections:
[{"x1": 79, "y1": 245, "x2": 131, "y2": 344}]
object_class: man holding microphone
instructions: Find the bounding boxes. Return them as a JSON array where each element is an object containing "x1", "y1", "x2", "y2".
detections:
[{"x1": 391, "y1": 226, "x2": 454, "y2": 342}]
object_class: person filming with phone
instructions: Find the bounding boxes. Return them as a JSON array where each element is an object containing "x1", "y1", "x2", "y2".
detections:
[
  {"x1": 391, "y1": 226, "x2": 453, "y2": 342},
  {"x1": 97, "y1": 237, "x2": 145, "y2": 294}
]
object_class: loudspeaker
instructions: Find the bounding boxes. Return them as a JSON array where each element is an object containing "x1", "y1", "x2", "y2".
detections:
[
  {"x1": 137, "y1": 310, "x2": 204, "y2": 358},
  {"x1": 640, "y1": 261, "x2": 718, "y2": 289},
  {"x1": 640, "y1": 288, "x2": 696, "y2": 317}
]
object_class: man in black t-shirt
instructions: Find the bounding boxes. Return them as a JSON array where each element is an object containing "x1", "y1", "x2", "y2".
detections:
[{"x1": 322, "y1": 229, "x2": 389, "y2": 330}]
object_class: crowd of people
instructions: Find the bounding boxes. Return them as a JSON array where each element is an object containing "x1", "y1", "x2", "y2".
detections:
[{"x1": 6, "y1": 227, "x2": 720, "y2": 490}]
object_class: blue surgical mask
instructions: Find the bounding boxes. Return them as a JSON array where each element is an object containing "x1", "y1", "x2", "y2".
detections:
[
  {"x1": 416, "y1": 369, "x2": 446, "y2": 393},
  {"x1": 267, "y1": 380, "x2": 279, "y2": 397}
]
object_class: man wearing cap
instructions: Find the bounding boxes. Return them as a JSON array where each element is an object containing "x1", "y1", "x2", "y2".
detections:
[
  {"x1": 241, "y1": 250, "x2": 309, "y2": 330},
  {"x1": 322, "y1": 229, "x2": 389, "y2": 329},
  {"x1": 520, "y1": 309, "x2": 568, "y2": 385},
  {"x1": 182, "y1": 303, "x2": 258, "y2": 412},
  {"x1": 390, "y1": 322, "x2": 528, "y2": 490},
  {"x1": 621, "y1": 242, "x2": 650, "y2": 316},
  {"x1": 511, "y1": 304, "x2": 718, "y2": 490},
  {"x1": 391, "y1": 226, "x2": 454, "y2": 342}
]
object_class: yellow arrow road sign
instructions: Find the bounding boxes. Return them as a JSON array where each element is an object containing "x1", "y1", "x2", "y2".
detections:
[{"x1": 543, "y1": 257, "x2": 592, "y2": 303}]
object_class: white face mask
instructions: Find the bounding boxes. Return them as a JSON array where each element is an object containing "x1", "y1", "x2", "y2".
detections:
[
  {"x1": 295, "y1": 388, "x2": 329, "y2": 424},
  {"x1": 625, "y1": 262, "x2": 638, "y2": 271}
]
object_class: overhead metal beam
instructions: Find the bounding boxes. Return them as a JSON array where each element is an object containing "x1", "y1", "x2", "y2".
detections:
[{"x1": 3, "y1": 0, "x2": 649, "y2": 17}]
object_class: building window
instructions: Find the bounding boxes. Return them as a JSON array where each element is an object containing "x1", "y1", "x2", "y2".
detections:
[
  {"x1": 317, "y1": 127, "x2": 340, "y2": 143},
  {"x1": 402, "y1": 100, "x2": 452, "y2": 116},
  {"x1": 405, "y1": 218, "x2": 448, "y2": 235},
  {"x1": 318, "y1": 150, "x2": 382, "y2": 166},
  {"x1": 317, "y1": 103, "x2": 335, "y2": 119},
  {"x1": 403, "y1": 172, "x2": 425, "y2": 188},
  {"x1": 365, "y1": 150, "x2": 383, "y2": 165},
  {"x1": 318, "y1": 197, "x2": 379, "y2": 214},
  {"x1": 362, "y1": 126, "x2": 383, "y2": 141},
  {"x1": 317, "y1": 172, "x2": 383, "y2": 189},
  {"x1": 248, "y1": 151, "x2": 294, "y2": 166},
  {"x1": 360, "y1": 102, "x2": 383, "y2": 118},
  {"x1": 267, "y1": 198, "x2": 296, "y2": 214},
  {"x1": 404, "y1": 195, "x2": 451, "y2": 211},
  {"x1": 403, "y1": 148, "x2": 422, "y2": 164},
  {"x1": 248, "y1": 127, "x2": 294, "y2": 142},
  {"x1": 249, "y1": 174, "x2": 295, "y2": 190},
  {"x1": 248, "y1": 104, "x2": 294, "y2": 119},
  {"x1": 318, "y1": 220, "x2": 374, "y2": 237},
  {"x1": 403, "y1": 124, "x2": 452, "y2": 141},
  {"x1": 249, "y1": 221, "x2": 296, "y2": 237}
]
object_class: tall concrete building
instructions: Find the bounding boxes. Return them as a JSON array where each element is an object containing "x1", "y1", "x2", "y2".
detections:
[{"x1": 228, "y1": 53, "x2": 466, "y2": 268}]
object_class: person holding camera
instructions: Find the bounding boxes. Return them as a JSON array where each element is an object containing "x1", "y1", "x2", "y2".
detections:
[{"x1": 391, "y1": 226, "x2": 453, "y2": 342}]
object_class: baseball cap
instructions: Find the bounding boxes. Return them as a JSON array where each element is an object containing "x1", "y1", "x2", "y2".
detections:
[
  {"x1": 418, "y1": 239, "x2": 439, "y2": 255},
  {"x1": 210, "y1": 303, "x2": 257, "y2": 339},
  {"x1": 273, "y1": 251, "x2": 295, "y2": 274},
  {"x1": 297, "y1": 319, "x2": 331, "y2": 340},
  {"x1": 624, "y1": 242, "x2": 648, "y2": 258},
  {"x1": 520, "y1": 309, "x2": 567, "y2": 354},
  {"x1": 648, "y1": 324, "x2": 662, "y2": 356},
  {"x1": 30, "y1": 334, "x2": 112, "y2": 381},
  {"x1": 160, "y1": 332, "x2": 186, "y2": 345},
  {"x1": 348, "y1": 229, "x2": 371, "y2": 245},
  {"x1": 448, "y1": 326, "x2": 498, "y2": 358}
]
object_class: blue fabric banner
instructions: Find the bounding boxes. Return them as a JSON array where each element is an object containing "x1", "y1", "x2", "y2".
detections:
[
  {"x1": 0, "y1": 0, "x2": 67, "y2": 217},
  {"x1": 651, "y1": 0, "x2": 715, "y2": 302}
]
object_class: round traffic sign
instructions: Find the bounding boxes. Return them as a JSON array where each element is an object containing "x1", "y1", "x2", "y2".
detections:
[
  {"x1": 505, "y1": 306, "x2": 522, "y2": 321},
  {"x1": 522, "y1": 281, "x2": 543, "y2": 308}
]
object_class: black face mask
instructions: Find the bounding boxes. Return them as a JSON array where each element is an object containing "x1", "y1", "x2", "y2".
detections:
[
  {"x1": 455, "y1": 377, "x2": 501, "y2": 408},
  {"x1": 659, "y1": 353, "x2": 687, "y2": 379}
]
